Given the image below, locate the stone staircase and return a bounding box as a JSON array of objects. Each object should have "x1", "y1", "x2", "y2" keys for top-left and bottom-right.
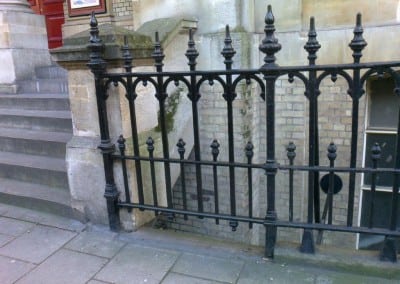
[{"x1": 0, "y1": 65, "x2": 83, "y2": 221}]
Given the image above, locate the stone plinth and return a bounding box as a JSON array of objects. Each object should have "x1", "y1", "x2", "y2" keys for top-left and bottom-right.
[
  {"x1": 52, "y1": 24, "x2": 155, "y2": 228},
  {"x1": 0, "y1": 0, "x2": 51, "y2": 93}
]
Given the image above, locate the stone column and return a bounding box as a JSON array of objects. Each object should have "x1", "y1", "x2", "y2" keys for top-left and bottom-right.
[{"x1": 0, "y1": 0, "x2": 51, "y2": 93}]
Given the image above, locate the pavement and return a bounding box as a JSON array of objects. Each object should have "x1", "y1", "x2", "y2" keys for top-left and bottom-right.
[{"x1": 0, "y1": 203, "x2": 399, "y2": 284}]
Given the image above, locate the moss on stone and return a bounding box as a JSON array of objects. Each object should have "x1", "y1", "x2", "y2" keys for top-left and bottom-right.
[{"x1": 154, "y1": 88, "x2": 182, "y2": 133}]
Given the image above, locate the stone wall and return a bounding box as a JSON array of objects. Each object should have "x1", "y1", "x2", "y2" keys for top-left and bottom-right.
[{"x1": 112, "y1": 0, "x2": 134, "y2": 30}]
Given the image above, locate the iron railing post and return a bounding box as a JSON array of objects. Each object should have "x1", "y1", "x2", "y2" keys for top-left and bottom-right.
[
  {"x1": 152, "y1": 32, "x2": 173, "y2": 216},
  {"x1": 259, "y1": 5, "x2": 281, "y2": 258},
  {"x1": 300, "y1": 16, "x2": 321, "y2": 254},
  {"x1": 185, "y1": 29, "x2": 204, "y2": 215},
  {"x1": 347, "y1": 13, "x2": 367, "y2": 227},
  {"x1": 87, "y1": 12, "x2": 120, "y2": 231},
  {"x1": 122, "y1": 36, "x2": 145, "y2": 208},
  {"x1": 221, "y1": 25, "x2": 239, "y2": 231}
]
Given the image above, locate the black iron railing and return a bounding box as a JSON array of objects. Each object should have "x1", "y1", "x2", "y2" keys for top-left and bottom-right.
[{"x1": 87, "y1": 6, "x2": 400, "y2": 262}]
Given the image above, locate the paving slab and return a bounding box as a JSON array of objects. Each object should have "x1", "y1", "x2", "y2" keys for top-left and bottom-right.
[
  {"x1": 0, "y1": 225, "x2": 76, "y2": 263},
  {"x1": 0, "y1": 204, "x2": 85, "y2": 232},
  {"x1": 237, "y1": 260, "x2": 315, "y2": 284},
  {"x1": 162, "y1": 272, "x2": 225, "y2": 284},
  {"x1": 65, "y1": 230, "x2": 126, "y2": 259},
  {"x1": 16, "y1": 249, "x2": 108, "y2": 284},
  {"x1": 0, "y1": 233, "x2": 14, "y2": 247},
  {"x1": 172, "y1": 252, "x2": 244, "y2": 283},
  {"x1": 0, "y1": 255, "x2": 35, "y2": 284},
  {"x1": 95, "y1": 244, "x2": 179, "y2": 284},
  {"x1": 0, "y1": 217, "x2": 34, "y2": 236}
]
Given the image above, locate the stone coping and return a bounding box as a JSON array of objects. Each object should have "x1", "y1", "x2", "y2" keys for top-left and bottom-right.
[{"x1": 51, "y1": 17, "x2": 198, "y2": 69}]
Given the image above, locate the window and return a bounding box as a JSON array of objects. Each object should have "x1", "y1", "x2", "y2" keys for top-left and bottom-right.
[{"x1": 359, "y1": 76, "x2": 400, "y2": 249}]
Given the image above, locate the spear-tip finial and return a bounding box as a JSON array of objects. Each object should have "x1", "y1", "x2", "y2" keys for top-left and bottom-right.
[
  {"x1": 152, "y1": 31, "x2": 165, "y2": 71},
  {"x1": 259, "y1": 5, "x2": 281, "y2": 67},
  {"x1": 221, "y1": 25, "x2": 236, "y2": 68},
  {"x1": 349, "y1": 12, "x2": 367, "y2": 62},
  {"x1": 356, "y1": 13, "x2": 362, "y2": 26},
  {"x1": 304, "y1": 16, "x2": 321, "y2": 64},
  {"x1": 185, "y1": 28, "x2": 199, "y2": 70},
  {"x1": 310, "y1": 16, "x2": 315, "y2": 31},
  {"x1": 90, "y1": 11, "x2": 97, "y2": 28},
  {"x1": 265, "y1": 5, "x2": 274, "y2": 25}
]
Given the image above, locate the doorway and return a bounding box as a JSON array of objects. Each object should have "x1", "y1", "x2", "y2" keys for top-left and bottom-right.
[{"x1": 28, "y1": 0, "x2": 65, "y2": 49}]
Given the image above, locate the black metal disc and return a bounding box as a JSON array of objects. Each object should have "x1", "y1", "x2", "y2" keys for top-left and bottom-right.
[{"x1": 320, "y1": 174, "x2": 343, "y2": 194}]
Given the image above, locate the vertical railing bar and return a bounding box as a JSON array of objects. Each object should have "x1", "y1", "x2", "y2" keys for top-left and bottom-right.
[
  {"x1": 146, "y1": 137, "x2": 158, "y2": 216},
  {"x1": 128, "y1": 93, "x2": 145, "y2": 207},
  {"x1": 287, "y1": 142, "x2": 296, "y2": 222},
  {"x1": 221, "y1": 25, "x2": 238, "y2": 231},
  {"x1": 152, "y1": 32, "x2": 173, "y2": 214},
  {"x1": 246, "y1": 142, "x2": 254, "y2": 229},
  {"x1": 327, "y1": 142, "x2": 337, "y2": 225},
  {"x1": 211, "y1": 140, "x2": 220, "y2": 224},
  {"x1": 389, "y1": 89, "x2": 400, "y2": 232},
  {"x1": 177, "y1": 139, "x2": 188, "y2": 220},
  {"x1": 316, "y1": 142, "x2": 338, "y2": 245},
  {"x1": 347, "y1": 13, "x2": 367, "y2": 227},
  {"x1": 118, "y1": 135, "x2": 132, "y2": 212},
  {"x1": 368, "y1": 143, "x2": 380, "y2": 228},
  {"x1": 185, "y1": 29, "x2": 203, "y2": 215},
  {"x1": 314, "y1": 110, "x2": 321, "y2": 224},
  {"x1": 259, "y1": 5, "x2": 281, "y2": 258},
  {"x1": 122, "y1": 36, "x2": 145, "y2": 208},
  {"x1": 347, "y1": 99, "x2": 359, "y2": 226},
  {"x1": 87, "y1": 12, "x2": 120, "y2": 231},
  {"x1": 327, "y1": 170, "x2": 334, "y2": 225},
  {"x1": 301, "y1": 16, "x2": 321, "y2": 254}
]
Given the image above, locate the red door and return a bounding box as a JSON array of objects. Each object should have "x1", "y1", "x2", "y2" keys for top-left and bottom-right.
[{"x1": 28, "y1": 0, "x2": 65, "y2": 49}]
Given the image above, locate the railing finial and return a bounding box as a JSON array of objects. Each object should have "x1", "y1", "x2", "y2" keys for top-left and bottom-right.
[
  {"x1": 349, "y1": 13, "x2": 367, "y2": 63},
  {"x1": 327, "y1": 142, "x2": 337, "y2": 161},
  {"x1": 185, "y1": 29, "x2": 199, "y2": 71},
  {"x1": 259, "y1": 5, "x2": 281, "y2": 67},
  {"x1": 152, "y1": 31, "x2": 165, "y2": 72},
  {"x1": 87, "y1": 11, "x2": 106, "y2": 75},
  {"x1": 304, "y1": 17, "x2": 321, "y2": 65},
  {"x1": 221, "y1": 25, "x2": 236, "y2": 69},
  {"x1": 122, "y1": 35, "x2": 133, "y2": 72},
  {"x1": 177, "y1": 138, "x2": 186, "y2": 159},
  {"x1": 265, "y1": 4, "x2": 274, "y2": 25}
]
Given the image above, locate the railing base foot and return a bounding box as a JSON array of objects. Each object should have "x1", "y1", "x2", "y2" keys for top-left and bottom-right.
[
  {"x1": 380, "y1": 236, "x2": 397, "y2": 262},
  {"x1": 108, "y1": 212, "x2": 121, "y2": 232},
  {"x1": 264, "y1": 225, "x2": 277, "y2": 259},
  {"x1": 300, "y1": 229, "x2": 315, "y2": 254}
]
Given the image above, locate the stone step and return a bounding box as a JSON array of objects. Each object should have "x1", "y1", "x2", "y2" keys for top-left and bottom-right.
[
  {"x1": 0, "y1": 94, "x2": 70, "y2": 111},
  {"x1": 17, "y1": 79, "x2": 68, "y2": 94},
  {"x1": 0, "y1": 177, "x2": 85, "y2": 221},
  {"x1": 0, "y1": 151, "x2": 68, "y2": 189},
  {"x1": 0, "y1": 109, "x2": 72, "y2": 133},
  {"x1": 35, "y1": 65, "x2": 68, "y2": 80},
  {"x1": 0, "y1": 127, "x2": 71, "y2": 158}
]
